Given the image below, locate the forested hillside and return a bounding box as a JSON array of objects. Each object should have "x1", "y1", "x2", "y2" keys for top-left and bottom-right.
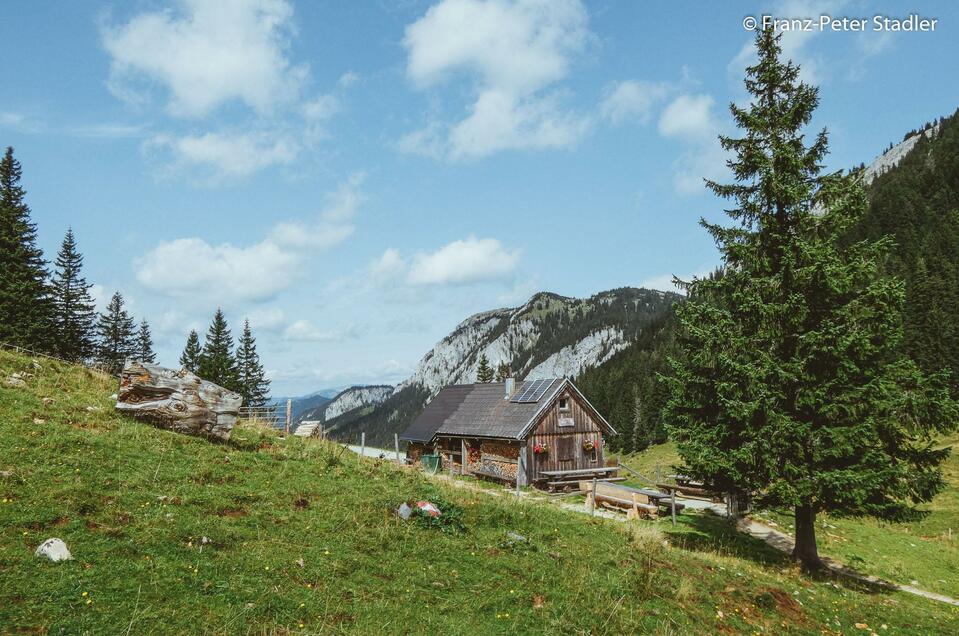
[{"x1": 849, "y1": 107, "x2": 959, "y2": 382}]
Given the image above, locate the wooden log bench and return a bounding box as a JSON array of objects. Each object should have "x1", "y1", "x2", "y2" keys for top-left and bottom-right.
[{"x1": 470, "y1": 468, "x2": 513, "y2": 483}]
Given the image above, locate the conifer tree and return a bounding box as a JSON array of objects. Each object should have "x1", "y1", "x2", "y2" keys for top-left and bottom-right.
[
  {"x1": 50, "y1": 228, "x2": 96, "y2": 362},
  {"x1": 0, "y1": 147, "x2": 54, "y2": 352},
  {"x1": 198, "y1": 308, "x2": 239, "y2": 391},
  {"x1": 236, "y1": 319, "x2": 270, "y2": 407},
  {"x1": 179, "y1": 330, "x2": 201, "y2": 373},
  {"x1": 663, "y1": 29, "x2": 957, "y2": 568},
  {"x1": 476, "y1": 354, "x2": 494, "y2": 383},
  {"x1": 136, "y1": 319, "x2": 156, "y2": 363},
  {"x1": 494, "y1": 361, "x2": 511, "y2": 383},
  {"x1": 95, "y1": 291, "x2": 136, "y2": 374}
]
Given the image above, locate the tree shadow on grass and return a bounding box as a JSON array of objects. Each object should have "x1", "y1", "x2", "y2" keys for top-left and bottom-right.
[
  {"x1": 665, "y1": 512, "x2": 905, "y2": 597},
  {"x1": 664, "y1": 512, "x2": 791, "y2": 567}
]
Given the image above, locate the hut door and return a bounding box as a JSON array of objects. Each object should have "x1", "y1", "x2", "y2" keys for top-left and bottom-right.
[{"x1": 557, "y1": 437, "x2": 574, "y2": 463}]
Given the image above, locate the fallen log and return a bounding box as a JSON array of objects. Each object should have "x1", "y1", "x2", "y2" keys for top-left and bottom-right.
[{"x1": 115, "y1": 361, "x2": 242, "y2": 442}]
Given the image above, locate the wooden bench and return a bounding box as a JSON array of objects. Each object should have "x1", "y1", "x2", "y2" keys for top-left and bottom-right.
[
  {"x1": 538, "y1": 467, "x2": 620, "y2": 492},
  {"x1": 580, "y1": 480, "x2": 686, "y2": 519}
]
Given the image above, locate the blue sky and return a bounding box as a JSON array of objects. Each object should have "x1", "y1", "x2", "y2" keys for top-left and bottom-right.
[{"x1": 2, "y1": 0, "x2": 957, "y2": 395}]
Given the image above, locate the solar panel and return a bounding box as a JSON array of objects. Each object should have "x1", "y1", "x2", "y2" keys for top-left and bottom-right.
[{"x1": 510, "y1": 378, "x2": 552, "y2": 403}]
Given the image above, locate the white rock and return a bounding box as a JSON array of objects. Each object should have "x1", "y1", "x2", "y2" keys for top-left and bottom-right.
[
  {"x1": 323, "y1": 386, "x2": 393, "y2": 420},
  {"x1": 35, "y1": 538, "x2": 72, "y2": 562},
  {"x1": 3, "y1": 376, "x2": 27, "y2": 388}
]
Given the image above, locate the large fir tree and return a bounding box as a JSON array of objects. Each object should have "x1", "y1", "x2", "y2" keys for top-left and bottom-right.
[
  {"x1": 476, "y1": 354, "x2": 494, "y2": 383},
  {"x1": 50, "y1": 228, "x2": 97, "y2": 362},
  {"x1": 180, "y1": 330, "x2": 202, "y2": 373},
  {"x1": 95, "y1": 291, "x2": 137, "y2": 374},
  {"x1": 198, "y1": 308, "x2": 239, "y2": 391},
  {"x1": 236, "y1": 319, "x2": 270, "y2": 407},
  {"x1": 663, "y1": 30, "x2": 957, "y2": 568},
  {"x1": 494, "y1": 361, "x2": 511, "y2": 383},
  {"x1": 136, "y1": 319, "x2": 156, "y2": 363},
  {"x1": 0, "y1": 147, "x2": 54, "y2": 352}
]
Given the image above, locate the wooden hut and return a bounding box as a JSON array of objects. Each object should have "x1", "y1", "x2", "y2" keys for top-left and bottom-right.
[{"x1": 400, "y1": 378, "x2": 617, "y2": 489}]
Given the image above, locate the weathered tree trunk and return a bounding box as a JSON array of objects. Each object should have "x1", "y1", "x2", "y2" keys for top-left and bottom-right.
[
  {"x1": 115, "y1": 361, "x2": 242, "y2": 442},
  {"x1": 792, "y1": 503, "x2": 821, "y2": 569}
]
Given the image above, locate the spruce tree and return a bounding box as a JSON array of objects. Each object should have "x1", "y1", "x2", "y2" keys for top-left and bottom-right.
[
  {"x1": 494, "y1": 361, "x2": 511, "y2": 382},
  {"x1": 50, "y1": 228, "x2": 96, "y2": 362},
  {"x1": 236, "y1": 319, "x2": 270, "y2": 407},
  {"x1": 95, "y1": 291, "x2": 136, "y2": 374},
  {"x1": 136, "y1": 319, "x2": 156, "y2": 363},
  {"x1": 180, "y1": 330, "x2": 202, "y2": 373},
  {"x1": 663, "y1": 29, "x2": 957, "y2": 568},
  {"x1": 476, "y1": 354, "x2": 494, "y2": 383},
  {"x1": 198, "y1": 308, "x2": 239, "y2": 390},
  {"x1": 0, "y1": 147, "x2": 54, "y2": 352}
]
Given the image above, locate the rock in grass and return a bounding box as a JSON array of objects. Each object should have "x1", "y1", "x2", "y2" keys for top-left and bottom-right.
[
  {"x1": 35, "y1": 538, "x2": 72, "y2": 562},
  {"x1": 3, "y1": 375, "x2": 26, "y2": 388},
  {"x1": 115, "y1": 361, "x2": 241, "y2": 442}
]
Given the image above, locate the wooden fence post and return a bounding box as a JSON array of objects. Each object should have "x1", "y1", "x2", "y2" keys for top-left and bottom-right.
[
  {"x1": 461, "y1": 439, "x2": 467, "y2": 475},
  {"x1": 285, "y1": 399, "x2": 292, "y2": 434},
  {"x1": 394, "y1": 433, "x2": 401, "y2": 465},
  {"x1": 360, "y1": 432, "x2": 365, "y2": 458},
  {"x1": 590, "y1": 475, "x2": 598, "y2": 515}
]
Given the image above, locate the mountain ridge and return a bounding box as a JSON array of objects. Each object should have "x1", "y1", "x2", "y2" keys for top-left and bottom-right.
[{"x1": 325, "y1": 286, "x2": 679, "y2": 445}]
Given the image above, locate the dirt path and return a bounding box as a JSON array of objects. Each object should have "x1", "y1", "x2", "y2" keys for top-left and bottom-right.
[
  {"x1": 423, "y1": 470, "x2": 959, "y2": 607},
  {"x1": 734, "y1": 517, "x2": 959, "y2": 607}
]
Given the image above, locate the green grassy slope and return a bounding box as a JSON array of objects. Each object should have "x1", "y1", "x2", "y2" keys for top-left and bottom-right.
[
  {"x1": 2, "y1": 349, "x2": 958, "y2": 634},
  {"x1": 621, "y1": 439, "x2": 959, "y2": 599}
]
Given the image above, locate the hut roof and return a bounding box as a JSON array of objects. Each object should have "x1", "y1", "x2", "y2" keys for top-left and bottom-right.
[{"x1": 400, "y1": 379, "x2": 613, "y2": 442}]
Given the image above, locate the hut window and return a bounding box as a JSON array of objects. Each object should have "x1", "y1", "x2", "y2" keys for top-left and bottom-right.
[{"x1": 558, "y1": 398, "x2": 570, "y2": 412}]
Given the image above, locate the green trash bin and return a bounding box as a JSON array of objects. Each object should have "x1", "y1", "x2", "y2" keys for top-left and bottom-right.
[{"x1": 421, "y1": 454, "x2": 441, "y2": 474}]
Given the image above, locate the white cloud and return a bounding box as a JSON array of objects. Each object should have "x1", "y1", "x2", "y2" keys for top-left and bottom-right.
[
  {"x1": 145, "y1": 131, "x2": 298, "y2": 180},
  {"x1": 102, "y1": 0, "x2": 306, "y2": 118},
  {"x1": 301, "y1": 94, "x2": 339, "y2": 121},
  {"x1": 0, "y1": 111, "x2": 43, "y2": 134},
  {"x1": 641, "y1": 267, "x2": 714, "y2": 295},
  {"x1": 658, "y1": 94, "x2": 716, "y2": 140},
  {"x1": 408, "y1": 237, "x2": 520, "y2": 286},
  {"x1": 671, "y1": 143, "x2": 728, "y2": 195},
  {"x1": 244, "y1": 307, "x2": 287, "y2": 332},
  {"x1": 364, "y1": 237, "x2": 521, "y2": 289},
  {"x1": 135, "y1": 174, "x2": 364, "y2": 305},
  {"x1": 600, "y1": 80, "x2": 671, "y2": 125},
  {"x1": 654, "y1": 93, "x2": 727, "y2": 195},
  {"x1": 367, "y1": 248, "x2": 407, "y2": 286},
  {"x1": 135, "y1": 237, "x2": 301, "y2": 304},
  {"x1": 68, "y1": 123, "x2": 147, "y2": 139},
  {"x1": 729, "y1": 0, "x2": 850, "y2": 86},
  {"x1": 401, "y1": 0, "x2": 591, "y2": 159},
  {"x1": 283, "y1": 320, "x2": 359, "y2": 342},
  {"x1": 337, "y1": 71, "x2": 360, "y2": 88}
]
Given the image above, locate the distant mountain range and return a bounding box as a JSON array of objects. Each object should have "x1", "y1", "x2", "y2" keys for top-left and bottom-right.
[
  {"x1": 323, "y1": 287, "x2": 679, "y2": 445},
  {"x1": 295, "y1": 385, "x2": 394, "y2": 425},
  {"x1": 269, "y1": 390, "x2": 339, "y2": 423}
]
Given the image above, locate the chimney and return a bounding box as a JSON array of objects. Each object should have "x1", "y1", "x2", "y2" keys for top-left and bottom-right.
[{"x1": 504, "y1": 377, "x2": 515, "y2": 400}]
